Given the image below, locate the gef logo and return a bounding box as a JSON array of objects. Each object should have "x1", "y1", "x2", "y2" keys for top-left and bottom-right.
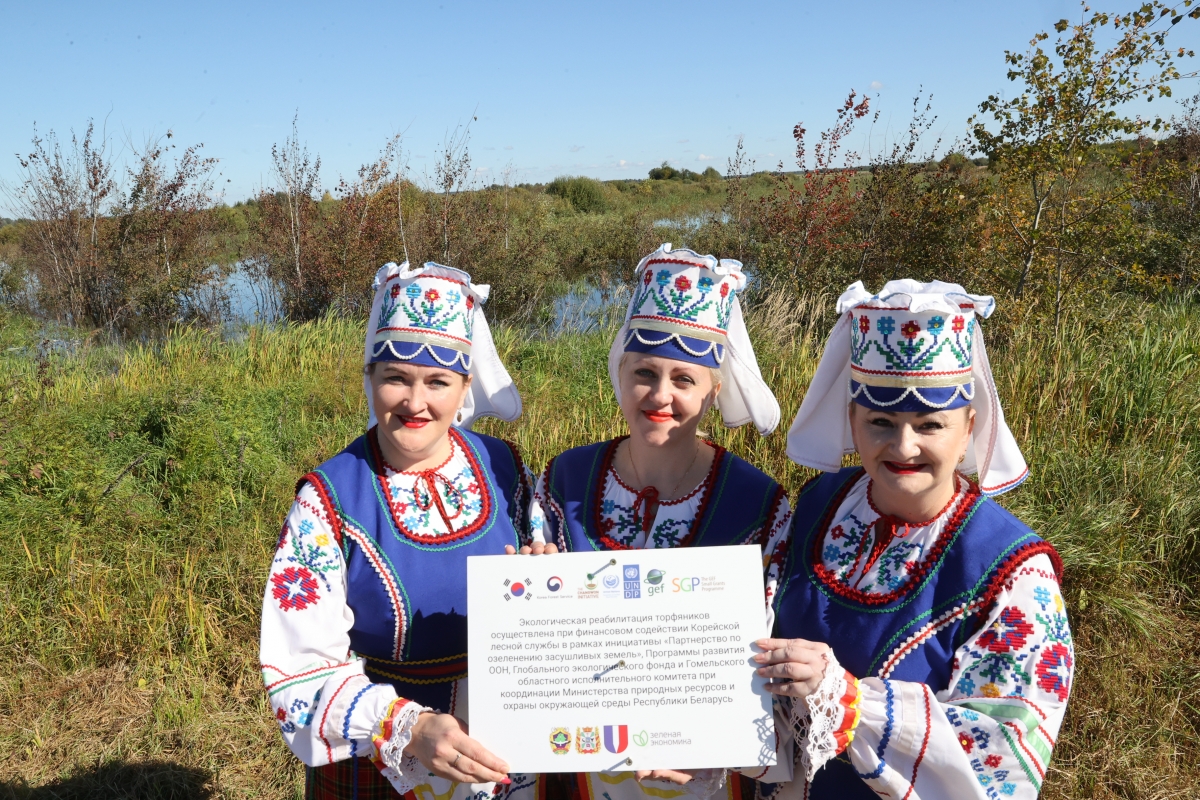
[{"x1": 623, "y1": 565, "x2": 641, "y2": 599}]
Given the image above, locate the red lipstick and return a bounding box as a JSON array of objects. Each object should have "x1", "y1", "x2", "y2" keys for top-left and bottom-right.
[
  {"x1": 400, "y1": 416, "x2": 431, "y2": 429},
  {"x1": 883, "y1": 461, "x2": 924, "y2": 474},
  {"x1": 643, "y1": 410, "x2": 674, "y2": 423}
]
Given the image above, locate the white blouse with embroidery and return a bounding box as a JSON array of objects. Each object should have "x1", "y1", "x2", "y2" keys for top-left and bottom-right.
[
  {"x1": 528, "y1": 443, "x2": 794, "y2": 799},
  {"x1": 777, "y1": 474, "x2": 1074, "y2": 800},
  {"x1": 259, "y1": 435, "x2": 538, "y2": 798}
]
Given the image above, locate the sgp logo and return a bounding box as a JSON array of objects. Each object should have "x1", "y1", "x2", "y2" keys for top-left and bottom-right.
[{"x1": 671, "y1": 577, "x2": 702, "y2": 593}]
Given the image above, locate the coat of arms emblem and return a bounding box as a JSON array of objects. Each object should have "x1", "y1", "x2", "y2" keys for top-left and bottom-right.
[
  {"x1": 549, "y1": 727, "x2": 571, "y2": 754},
  {"x1": 576, "y1": 726, "x2": 601, "y2": 754}
]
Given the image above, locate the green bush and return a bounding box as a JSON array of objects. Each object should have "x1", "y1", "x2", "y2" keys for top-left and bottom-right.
[{"x1": 545, "y1": 175, "x2": 609, "y2": 213}]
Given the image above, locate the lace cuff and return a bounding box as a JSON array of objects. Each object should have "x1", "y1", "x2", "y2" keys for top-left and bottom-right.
[
  {"x1": 789, "y1": 651, "x2": 861, "y2": 782},
  {"x1": 685, "y1": 768, "x2": 727, "y2": 798},
  {"x1": 372, "y1": 699, "x2": 430, "y2": 794}
]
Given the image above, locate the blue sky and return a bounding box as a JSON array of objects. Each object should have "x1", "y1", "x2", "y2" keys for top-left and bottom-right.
[{"x1": 4, "y1": 0, "x2": 1200, "y2": 211}]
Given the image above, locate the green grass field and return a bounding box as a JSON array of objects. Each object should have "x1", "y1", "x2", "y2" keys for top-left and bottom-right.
[{"x1": 1, "y1": 291, "x2": 1197, "y2": 798}]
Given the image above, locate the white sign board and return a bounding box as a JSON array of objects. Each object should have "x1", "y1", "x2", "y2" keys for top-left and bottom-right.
[{"x1": 467, "y1": 545, "x2": 776, "y2": 773}]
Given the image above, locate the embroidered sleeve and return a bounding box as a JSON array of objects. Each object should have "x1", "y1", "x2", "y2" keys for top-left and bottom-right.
[
  {"x1": 835, "y1": 552, "x2": 1072, "y2": 799},
  {"x1": 522, "y1": 462, "x2": 546, "y2": 546},
  {"x1": 260, "y1": 483, "x2": 429, "y2": 774},
  {"x1": 529, "y1": 464, "x2": 564, "y2": 550}
]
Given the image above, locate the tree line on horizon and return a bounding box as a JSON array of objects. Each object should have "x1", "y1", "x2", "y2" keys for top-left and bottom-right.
[{"x1": 3, "y1": 2, "x2": 1200, "y2": 335}]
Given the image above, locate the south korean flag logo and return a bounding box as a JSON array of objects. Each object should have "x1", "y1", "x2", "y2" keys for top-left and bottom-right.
[{"x1": 504, "y1": 577, "x2": 534, "y2": 601}]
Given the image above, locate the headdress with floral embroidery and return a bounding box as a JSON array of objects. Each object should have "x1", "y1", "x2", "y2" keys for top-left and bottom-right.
[
  {"x1": 786, "y1": 279, "x2": 1028, "y2": 495},
  {"x1": 363, "y1": 262, "x2": 520, "y2": 430},
  {"x1": 607, "y1": 244, "x2": 781, "y2": 435}
]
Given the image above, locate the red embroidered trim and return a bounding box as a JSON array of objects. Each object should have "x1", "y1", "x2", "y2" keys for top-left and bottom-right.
[
  {"x1": 900, "y1": 685, "x2": 934, "y2": 800},
  {"x1": 300, "y1": 472, "x2": 344, "y2": 547},
  {"x1": 629, "y1": 314, "x2": 728, "y2": 336},
  {"x1": 1005, "y1": 720, "x2": 1046, "y2": 777},
  {"x1": 981, "y1": 466, "x2": 1030, "y2": 494},
  {"x1": 809, "y1": 470, "x2": 984, "y2": 606},
  {"x1": 369, "y1": 427, "x2": 494, "y2": 544},
  {"x1": 851, "y1": 365, "x2": 973, "y2": 377},
  {"x1": 590, "y1": 437, "x2": 726, "y2": 551},
  {"x1": 752, "y1": 485, "x2": 789, "y2": 548},
  {"x1": 374, "y1": 326, "x2": 472, "y2": 346},
  {"x1": 977, "y1": 540, "x2": 1064, "y2": 617},
  {"x1": 263, "y1": 663, "x2": 340, "y2": 692},
  {"x1": 382, "y1": 272, "x2": 467, "y2": 288},
  {"x1": 503, "y1": 438, "x2": 531, "y2": 540},
  {"x1": 318, "y1": 674, "x2": 359, "y2": 762}
]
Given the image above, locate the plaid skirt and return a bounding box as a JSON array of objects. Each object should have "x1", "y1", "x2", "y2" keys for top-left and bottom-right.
[
  {"x1": 306, "y1": 758, "x2": 407, "y2": 800},
  {"x1": 305, "y1": 763, "x2": 750, "y2": 799}
]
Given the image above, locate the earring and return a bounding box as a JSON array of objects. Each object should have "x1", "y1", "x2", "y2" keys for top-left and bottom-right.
[
  {"x1": 959, "y1": 453, "x2": 966, "y2": 464},
  {"x1": 456, "y1": 408, "x2": 465, "y2": 424}
]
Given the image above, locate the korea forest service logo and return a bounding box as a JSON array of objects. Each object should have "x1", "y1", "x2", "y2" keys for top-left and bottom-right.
[{"x1": 576, "y1": 726, "x2": 601, "y2": 754}]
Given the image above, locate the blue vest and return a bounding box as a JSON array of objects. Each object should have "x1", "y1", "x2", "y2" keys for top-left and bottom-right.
[
  {"x1": 301, "y1": 427, "x2": 527, "y2": 711},
  {"x1": 542, "y1": 437, "x2": 787, "y2": 552},
  {"x1": 770, "y1": 467, "x2": 1060, "y2": 799}
]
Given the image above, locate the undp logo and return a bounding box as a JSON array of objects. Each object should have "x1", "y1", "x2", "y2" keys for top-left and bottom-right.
[
  {"x1": 623, "y1": 564, "x2": 641, "y2": 599},
  {"x1": 547, "y1": 576, "x2": 563, "y2": 592}
]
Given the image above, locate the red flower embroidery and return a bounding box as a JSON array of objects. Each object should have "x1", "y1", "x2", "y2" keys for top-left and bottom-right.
[
  {"x1": 674, "y1": 275, "x2": 692, "y2": 292},
  {"x1": 978, "y1": 606, "x2": 1035, "y2": 653},
  {"x1": 900, "y1": 320, "x2": 921, "y2": 340},
  {"x1": 859, "y1": 315, "x2": 870, "y2": 334},
  {"x1": 720, "y1": 283, "x2": 730, "y2": 298},
  {"x1": 1035, "y1": 642, "x2": 1073, "y2": 702},
  {"x1": 271, "y1": 566, "x2": 320, "y2": 611},
  {"x1": 952, "y1": 315, "x2": 965, "y2": 333},
  {"x1": 390, "y1": 284, "x2": 401, "y2": 299},
  {"x1": 643, "y1": 270, "x2": 653, "y2": 285},
  {"x1": 957, "y1": 732, "x2": 973, "y2": 753},
  {"x1": 276, "y1": 707, "x2": 287, "y2": 721},
  {"x1": 830, "y1": 524, "x2": 846, "y2": 540},
  {"x1": 984, "y1": 754, "x2": 1002, "y2": 769},
  {"x1": 466, "y1": 295, "x2": 475, "y2": 310},
  {"x1": 425, "y1": 288, "x2": 440, "y2": 303}
]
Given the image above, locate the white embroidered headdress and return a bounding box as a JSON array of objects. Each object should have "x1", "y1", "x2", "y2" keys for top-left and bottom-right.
[
  {"x1": 786, "y1": 279, "x2": 1028, "y2": 495},
  {"x1": 607, "y1": 244, "x2": 781, "y2": 435},
  {"x1": 363, "y1": 261, "x2": 521, "y2": 430}
]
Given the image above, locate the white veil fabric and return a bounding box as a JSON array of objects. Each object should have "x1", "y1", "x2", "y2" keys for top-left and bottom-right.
[
  {"x1": 785, "y1": 279, "x2": 1029, "y2": 496},
  {"x1": 363, "y1": 261, "x2": 522, "y2": 430},
  {"x1": 606, "y1": 244, "x2": 781, "y2": 435}
]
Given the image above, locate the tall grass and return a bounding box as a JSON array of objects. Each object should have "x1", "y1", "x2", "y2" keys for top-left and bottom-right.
[{"x1": 0, "y1": 291, "x2": 1197, "y2": 798}]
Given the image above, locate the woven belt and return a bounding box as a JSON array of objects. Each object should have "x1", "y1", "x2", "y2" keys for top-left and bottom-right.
[{"x1": 363, "y1": 653, "x2": 468, "y2": 685}]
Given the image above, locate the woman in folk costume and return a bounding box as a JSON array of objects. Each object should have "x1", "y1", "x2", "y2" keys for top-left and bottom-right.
[
  {"x1": 260, "y1": 261, "x2": 547, "y2": 800},
  {"x1": 530, "y1": 244, "x2": 792, "y2": 800},
  {"x1": 754, "y1": 280, "x2": 1072, "y2": 799}
]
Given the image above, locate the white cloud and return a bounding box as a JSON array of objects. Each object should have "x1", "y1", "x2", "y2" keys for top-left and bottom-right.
[
  {"x1": 570, "y1": 145, "x2": 584, "y2": 152},
  {"x1": 870, "y1": 81, "x2": 883, "y2": 90},
  {"x1": 677, "y1": 139, "x2": 689, "y2": 143},
  {"x1": 618, "y1": 159, "x2": 630, "y2": 168},
  {"x1": 697, "y1": 154, "x2": 714, "y2": 161},
  {"x1": 504, "y1": 145, "x2": 514, "y2": 150}
]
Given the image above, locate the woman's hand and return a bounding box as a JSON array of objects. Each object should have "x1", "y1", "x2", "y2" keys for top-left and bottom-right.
[
  {"x1": 634, "y1": 769, "x2": 694, "y2": 785},
  {"x1": 753, "y1": 638, "x2": 831, "y2": 698},
  {"x1": 403, "y1": 711, "x2": 511, "y2": 785},
  {"x1": 503, "y1": 542, "x2": 559, "y2": 555}
]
